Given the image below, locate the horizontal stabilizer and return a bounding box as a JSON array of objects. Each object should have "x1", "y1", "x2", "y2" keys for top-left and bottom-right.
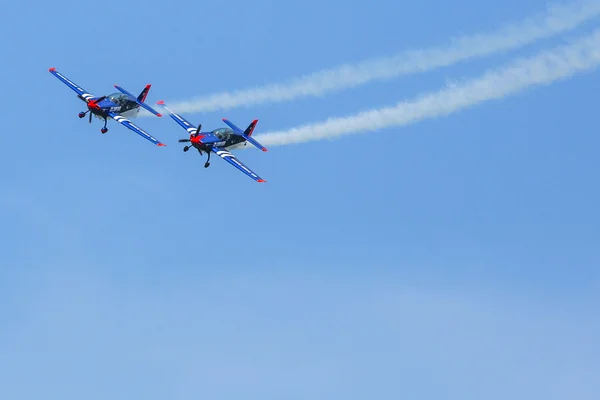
[
  {"x1": 114, "y1": 85, "x2": 162, "y2": 117},
  {"x1": 243, "y1": 134, "x2": 267, "y2": 152},
  {"x1": 222, "y1": 118, "x2": 266, "y2": 151},
  {"x1": 222, "y1": 118, "x2": 244, "y2": 134}
]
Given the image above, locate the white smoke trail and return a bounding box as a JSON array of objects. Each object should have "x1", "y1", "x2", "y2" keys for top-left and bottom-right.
[
  {"x1": 164, "y1": 0, "x2": 600, "y2": 114},
  {"x1": 253, "y1": 28, "x2": 600, "y2": 146}
]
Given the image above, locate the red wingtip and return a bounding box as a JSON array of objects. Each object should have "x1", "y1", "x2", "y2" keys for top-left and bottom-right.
[
  {"x1": 49, "y1": 67, "x2": 56, "y2": 72},
  {"x1": 157, "y1": 100, "x2": 165, "y2": 105},
  {"x1": 156, "y1": 113, "x2": 162, "y2": 117},
  {"x1": 158, "y1": 143, "x2": 166, "y2": 146},
  {"x1": 262, "y1": 148, "x2": 267, "y2": 152},
  {"x1": 257, "y1": 179, "x2": 266, "y2": 182},
  {"x1": 114, "y1": 84, "x2": 118, "y2": 88}
]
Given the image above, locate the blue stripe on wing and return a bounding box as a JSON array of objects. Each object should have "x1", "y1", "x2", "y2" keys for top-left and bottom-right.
[
  {"x1": 48, "y1": 67, "x2": 95, "y2": 102},
  {"x1": 211, "y1": 147, "x2": 265, "y2": 182},
  {"x1": 108, "y1": 112, "x2": 166, "y2": 146}
]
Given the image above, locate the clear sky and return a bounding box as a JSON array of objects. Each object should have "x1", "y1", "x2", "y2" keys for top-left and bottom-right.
[{"x1": 1, "y1": 0, "x2": 599, "y2": 399}]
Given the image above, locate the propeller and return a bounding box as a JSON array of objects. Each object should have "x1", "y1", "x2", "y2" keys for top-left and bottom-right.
[
  {"x1": 86, "y1": 95, "x2": 109, "y2": 123},
  {"x1": 196, "y1": 123, "x2": 202, "y2": 135},
  {"x1": 178, "y1": 138, "x2": 190, "y2": 142}
]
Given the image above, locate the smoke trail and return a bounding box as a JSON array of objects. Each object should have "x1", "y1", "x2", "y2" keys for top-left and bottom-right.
[
  {"x1": 165, "y1": 0, "x2": 600, "y2": 113},
  {"x1": 253, "y1": 29, "x2": 600, "y2": 146}
]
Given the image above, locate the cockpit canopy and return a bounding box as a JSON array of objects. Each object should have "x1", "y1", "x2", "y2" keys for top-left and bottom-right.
[
  {"x1": 107, "y1": 92, "x2": 133, "y2": 106},
  {"x1": 211, "y1": 127, "x2": 233, "y2": 139}
]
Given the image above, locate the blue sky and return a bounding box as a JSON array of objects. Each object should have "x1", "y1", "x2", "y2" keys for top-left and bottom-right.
[{"x1": 1, "y1": 0, "x2": 599, "y2": 399}]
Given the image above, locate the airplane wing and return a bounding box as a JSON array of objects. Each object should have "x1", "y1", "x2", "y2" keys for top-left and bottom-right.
[
  {"x1": 48, "y1": 67, "x2": 96, "y2": 102},
  {"x1": 107, "y1": 111, "x2": 166, "y2": 146},
  {"x1": 114, "y1": 85, "x2": 162, "y2": 117},
  {"x1": 156, "y1": 100, "x2": 200, "y2": 135},
  {"x1": 212, "y1": 147, "x2": 265, "y2": 182}
]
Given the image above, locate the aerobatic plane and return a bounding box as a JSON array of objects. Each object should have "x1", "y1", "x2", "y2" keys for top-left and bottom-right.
[
  {"x1": 157, "y1": 100, "x2": 267, "y2": 182},
  {"x1": 48, "y1": 67, "x2": 166, "y2": 146}
]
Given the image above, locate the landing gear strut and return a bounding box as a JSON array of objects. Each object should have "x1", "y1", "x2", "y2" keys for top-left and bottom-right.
[
  {"x1": 78, "y1": 111, "x2": 88, "y2": 118},
  {"x1": 101, "y1": 118, "x2": 108, "y2": 134},
  {"x1": 204, "y1": 150, "x2": 211, "y2": 168}
]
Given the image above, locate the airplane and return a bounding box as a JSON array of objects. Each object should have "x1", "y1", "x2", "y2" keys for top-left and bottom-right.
[
  {"x1": 48, "y1": 67, "x2": 166, "y2": 146},
  {"x1": 157, "y1": 100, "x2": 267, "y2": 183}
]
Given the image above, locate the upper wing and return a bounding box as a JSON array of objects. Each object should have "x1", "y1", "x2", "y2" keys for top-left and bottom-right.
[
  {"x1": 156, "y1": 100, "x2": 199, "y2": 135},
  {"x1": 108, "y1": 112, "x2": 166, "y2": 146},
  {"x1": 114, "y1": 85, "x2": 162, "y2": 117},
  {"x1": 222, "y1": 118, "x2": 244, "y2": 134},
  {"x1": 212, "y1": 147, "x2": 265, "y2": 182},
  {"x1": 48, "y1": 67, "x2": 95, "y2": 102}
]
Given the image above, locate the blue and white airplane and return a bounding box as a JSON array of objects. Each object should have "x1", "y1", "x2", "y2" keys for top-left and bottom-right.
[
  {"x1": 49, "y1": 67, "x2": 166, "y2": 146},
  {"x1": 157, "y1": 100, "x2": 267, "y2": 183}
]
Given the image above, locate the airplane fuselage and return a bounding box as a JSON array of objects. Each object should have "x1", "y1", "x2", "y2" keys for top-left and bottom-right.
[
  {"x1": 88, "y1": 97, "x2": 138, "y2": 118},
  {"x1": 190, "y1": 131, "x2": 247, "y2": 153}
]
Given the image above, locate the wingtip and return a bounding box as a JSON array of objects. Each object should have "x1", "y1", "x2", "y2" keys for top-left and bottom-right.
[
  {"x1": 157, "y1": 100, "x2": 165, "y2": 105},
  {"x1": 48, "y1": 67, "x2": 56, "y2": 72},
  {"x1": 257, "y1": 179, "x2": 266, "y2": 183},
  {"x1": 262, "y1": 148, "x2": 267, "y2": 152},
  {"x1": 156, "y1": 113, "x2": 163, "y2": 117},
  {"x1": 157, "y1": 143, "x2": 167, "y2": 146}
]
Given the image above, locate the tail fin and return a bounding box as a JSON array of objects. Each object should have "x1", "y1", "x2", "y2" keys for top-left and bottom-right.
[
  {"x1": 137, "y1": 84, "x2": 151, "y2": 102},
  {"x1": 244, "y1": 119, "x2": 258, "y2": 136},
  {"x1": 243, "y1": 120, "x2": 266, "y2": 152}
]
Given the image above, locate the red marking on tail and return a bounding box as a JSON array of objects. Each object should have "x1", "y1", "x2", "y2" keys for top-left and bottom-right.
[
  {"x1": 138, "y1": 84, "x2": 151, "y2": 103},
  {"x1": 244, "y1": 119, "x2": 258, "y2": 136}
]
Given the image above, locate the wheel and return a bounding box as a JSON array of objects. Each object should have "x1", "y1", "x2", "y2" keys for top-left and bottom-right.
[
  {"x1": 78, "y1": 112, "x2": 86, "y2": 118},
  {"x1": 101, "y1": 127, "x2": 108, "y2": 134},
  {"x1": 183, "y1": 146, "x2": 189, "y2": 152},
  {"x1": 204, "y1": 162, "x2": 210, "y2": 168}
]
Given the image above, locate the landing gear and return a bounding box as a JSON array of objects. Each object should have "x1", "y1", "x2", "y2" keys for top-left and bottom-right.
[
  {"x1": 183, "y1": 146, "x2": 189, "y2": 152},
  {"x1": 204, "y1": 150, "x2": 211, "y2": 168},
  {"x1": 100, "y1": 118, "x2": 108, "y2": 134},
  {"x1": 78, "y1": 111, "x2": 88, "y2": 118},
  {"x1": 204, "y1": 162, "x2": 210, "y2": 168}
]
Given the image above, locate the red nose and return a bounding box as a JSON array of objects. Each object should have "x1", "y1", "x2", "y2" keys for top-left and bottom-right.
[
  {"x1": 190, "y1": 134, "x2": 205, "y2": 144},
  {"x1": 88, "y1": 100, "x2": 101, "y2": 111}
]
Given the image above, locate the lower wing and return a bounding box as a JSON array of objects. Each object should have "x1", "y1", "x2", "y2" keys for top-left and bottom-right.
[
  {"x1": 108, "y1": 112, "x2": 166, "y2": 146},
  {"x1": 212, "y1": 147, "x2": 265, "y2": 182}
]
